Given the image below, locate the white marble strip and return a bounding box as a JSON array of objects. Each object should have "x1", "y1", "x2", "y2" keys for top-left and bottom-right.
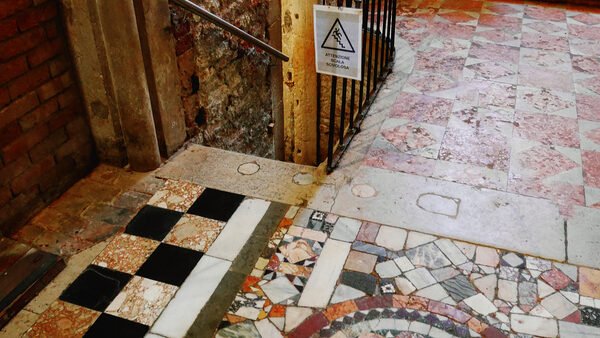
[
  {"x1": 298, "y1": 239, "x2": 351, "y2": 308},
  {"x1": 207, "y1": 198, "x2": 271, "y2": 261},
  {"x1": 150, "y1": 255, "x2": 231, "y2": 338}
]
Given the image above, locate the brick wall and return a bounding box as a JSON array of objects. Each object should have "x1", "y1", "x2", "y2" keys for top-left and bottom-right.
[{"x1": 0, "y1": 0, "x2": 96, "y2": 234}]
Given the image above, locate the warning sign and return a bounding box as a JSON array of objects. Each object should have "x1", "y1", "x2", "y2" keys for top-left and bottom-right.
[{"x1": 314, "y1": 5, "x2": 363, "y2": 81}]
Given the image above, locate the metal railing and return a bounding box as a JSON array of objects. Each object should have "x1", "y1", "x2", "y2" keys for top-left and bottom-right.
[
  {"x1": 318, "y1": 0, "x2": 396, "y2": 172},
  {"x1": 170, "y1": 0, "x2": 289, "y2": 62}
]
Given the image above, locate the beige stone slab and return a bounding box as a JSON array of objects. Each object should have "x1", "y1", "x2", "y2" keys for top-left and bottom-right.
[{"x1": 567, "y1": 206, "x2": 600, "y2": 269}]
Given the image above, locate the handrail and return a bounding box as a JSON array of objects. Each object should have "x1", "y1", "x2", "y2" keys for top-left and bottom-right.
[{"x1": 170, "y1": 0, "x2": 289, "y2": 62}]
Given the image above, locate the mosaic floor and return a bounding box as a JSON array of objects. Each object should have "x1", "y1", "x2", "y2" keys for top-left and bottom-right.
[
  {"x1": 216, "y1": 208, "x2": 600, "y2": 338},
  {"x1": 362, "y1": 0, "x2": 600, "y2": 218}
]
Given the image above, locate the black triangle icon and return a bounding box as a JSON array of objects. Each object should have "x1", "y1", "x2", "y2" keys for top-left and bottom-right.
[{"x1": 321, "y1": 18, "x2": 355, "y2": 53}]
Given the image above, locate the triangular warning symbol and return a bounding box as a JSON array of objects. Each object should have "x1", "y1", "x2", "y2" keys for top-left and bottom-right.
[{"x1": 321, "y1": 18, "x2": 355, "y2": 53}]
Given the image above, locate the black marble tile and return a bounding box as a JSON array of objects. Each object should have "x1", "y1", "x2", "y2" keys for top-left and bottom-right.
[
  {"x1": 582, "y1": 306, "x2": 600, "y2": 328},
  {"x1": 187, "y1": 188, "x2": 245, "y2": 222},
  {"x1": 135, "y1": 243, "x2": 203, "y2": 286},
  {"x1": 84, "y1": 313, "x2": 148, "y2": 338},
  {"x1": 59, "y1": 265, "x2": 131, "y2": 311},
  {"x1": 340, "y1": 271, "x2": 378, "y2": 295},
  {"x1": 125, "y1": 205, "x2": 183, "y2": 241}
]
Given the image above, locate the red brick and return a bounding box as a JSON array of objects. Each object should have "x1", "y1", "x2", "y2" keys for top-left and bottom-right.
[
  {"x1": 57, "y1": 85, "x2": 78, "y2": 108},
  {"x1": 19, "y1": 97, "x2": 58, "y2": 130},
  {"x1": 43, "y1": 18, "x2": 57, "y2": 38},
  {"x1": 8, "y1": 64, "x2": 49, "y2": 99},
  {"x1": 0, "y1": 0, "x2": 32, "y2": 21},
  {"x1": 0, "y1": 18, "x2": 18, "y2": 41},
  {"x1": 55, "y1": 134, "x2": 90, "y2": 161},
  {"x1": 36, "y1": 77, "x2": 63, "y2": 102},
  {"x1": 1, "y1": 123, "x2": 49, "y2": 162},
  {"x1": 0, "y1": 91, "x2": 38, "y2": 129},
  {"x1": 0, "y1": 120, "x2": 22, "y2": 148},
  {"x1": 0, "y1": 87, "x2": 9, "y2": 108},
  {"x1": 65, "y1": 115, "x2": 89, "y2": 137},
  {"x1": 0, "y1": 26, "x2": 45, "y2": 62},
  {"x1": 29, "y1": 127, "x2": 66, "y2": 162},
  {"x1": 16, "y1": 1, "x2": 57, "y2": 31},
  {"x1": 0, "y1": 56, "x2": 28, "y2": 85},
  {"x1": 27, "y1": 37, "x2": 63, "y2": 67},
  {"x1": 0, "y1": 186, "x2": 11, "y2": 207},
  {"x1": 0, "y1": 155, "x2": 30, "y2": 185},
  {"x1": 10, "y1": 154, "x2": 54, "y2": 193},
  {"x1": 47, "y1": 104, "x2": 77, "y2": 131},
  {"x1": 49, "y1": 55, "x2": 69, "y2": 77}
]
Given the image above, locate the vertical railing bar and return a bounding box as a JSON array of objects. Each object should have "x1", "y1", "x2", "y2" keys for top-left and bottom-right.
[
  {"x1": 366, "y1": 0, "x2": 376, "y2": 97},
  {"x1": 340, "y1": 78, "x2": 347, "y2": 146},
  {"x1": 386, "y1": 0, "x2": 394, "y2": 63},
  {"x1": 390, "y1": 0, "x2": 396, "y2": 58},
  {"x1": 327, "y1": 77, "x2": 338, "y2": 172},
  {"x1": 316, "y1": 73, "x2": 322, "y2": 163},
  {"x1": 373, "y1": 0, "x2": 382, "y2": 83},
  {"x1": 380, "y1": 0, "x2": 388, "y2": 75},
  {"x1": 358, "y1": 0, "x2": 368, "y2": 115}
]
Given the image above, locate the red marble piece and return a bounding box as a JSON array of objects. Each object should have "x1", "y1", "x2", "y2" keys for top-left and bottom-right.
[
  {"x1": 576, "y1": 94, "x2": 600, "y2": 122},
  {"x1": 516, "y1": 145, "x2": 580, "y2": 178},
  {"x1": 521, "y1": 32, "x2": 570, "y2": 52},
  {"x1": 390, "y1": 93, "x2": 454, "y2": 126},
  {"x1": 479, "y1": 14, "x2": 522, "y2": 31},
  {"x1": 440, "y1": 0, "x2": 483, "y2": 12},
  {"x1": 571, "y1": 13, "x2": 600, "y2": 26},
  {"x1": 365, "y1": 149, "x2": 437, "y2": 176},
  {"x1": 525, "y1": 6, "x2": 566, "y2": 22},
  {"x1": 355, "y1": 295, "x2": 393, "y2": 310},
  {"x1": 474, "y1": 29, "x2": 520, "y2": 45},
  {"x1": 569, "y1": 24, "x2": 600, "y2": 41},
  {"x1": 437, "y1": 11, "x2": 478, "y2": 24},
  {"x1": 288, "y1": 312, "x2": 329, "y2": 338},
  {"x1": 484, "y1": 3, "x2": 522, "y2": 16},
  {"x1": 482, "y1": 326, "x2": 510, "y2": 338},
  {"x1": 415, "y1": 52, "x2": 466, "y2": 78},
  {"x1": 519, "y1": 87, "x2": 574, "y2": 114},
  {"x1": 514, "y1": 112, "x2": 580, "y2": 148},
  {"x1": 397, "y1": 17, "x2": 431, "y2": 32},
  {"x1": 356, "y1": 222, "x2": 380, "y2": 243},
  {"x1": 524, "y1": 21, "x2": 567, "y2": 35},
  {"x1": 540, "y1": 267, "x2": 572, "y2": 290},
  {"x1": 466, "y1": 61, "x2": 516, "y2": 82},
  {"x1": 582, "y1": 151, "x2": 600, "y2": 188},
  {"x1": 381, "y1": 123, "x2": 438, "y2": 153},
  {"x1": 519, "y1": 66, "x2": 573, "y2": 92},
  {"x1": 267, "y1": 254, "x2": 281, "y2": 271},
  {"x1": 578, "y1": 77, "x2": 600, "y2": 96},
  {"x1": 440, "y1": 125, "x2": 511, "y2": 171},
  {"x1": 509, "y1": 179, "x2": 584, "y2": 216},
  {"x1": 456, "y1": 80, "x2": 517, "y2": 109},
  {"x1": 572, "y1": 56, "x2": 600, "y2": 74},
  {"x1": 469, "y1": 42, "x2": 520, "y2": 64},
  {"x1": 563, "y1": 310, "x2": 582, "y2": 324},
  {"x1": 323, "y1": 301, "x2": 358, "y2": 321},
  {"x1": 586, "y1": 127, "x2": 600, "y2": 146},
  {"x1": 399, "y1": 31, "x2": 430, "y2": 49},
  {"x1": 428, "y1": 301, "x2": 472, "y2": 323},
  {"x1": 406, "y1": 73, "x2": 459, "y2": 94},
  {"x1": 431, "y1": 21, "x2": 476, "y2": 40}
]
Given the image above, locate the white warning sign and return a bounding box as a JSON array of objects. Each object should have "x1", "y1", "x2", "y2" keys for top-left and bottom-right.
[{"x1": 314, "y1": 5, "x2": 363, "y2": 81}]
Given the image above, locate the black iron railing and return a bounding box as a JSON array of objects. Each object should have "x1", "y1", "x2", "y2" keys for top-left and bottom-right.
[{"x1": 317, "y1": 0, "x2": 396, "y2": 172}]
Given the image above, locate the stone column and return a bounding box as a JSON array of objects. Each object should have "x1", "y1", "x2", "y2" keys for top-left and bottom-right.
[{"x1": 281, "y1": 0, "x2": 319, "y2": 165}]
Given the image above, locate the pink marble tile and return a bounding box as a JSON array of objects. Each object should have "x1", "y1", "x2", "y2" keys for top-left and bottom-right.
[
  {"x1": 514, "y1": 112, "x2": 579, "y2": 148},
  {"x1": 483, "y1": 3, "x2": 523, "y2": 16},
  {"x1": 365, "y1": 149, "x2": 437, "y2": 176},
  {"x1": 474, "y1": 29, "x2": 521, "y2": 46},
  {"x1": 577, "y1": 76, "x2": 600, "y2": 96},
  {"x1": 571, "y1": 13, "x2": 600, "y2": 26},
  {"x1": 513, "y1": 144, "x2": 580, "y2": 178},
  {"x1": 405, "y1": 72, "x2": 459, "y2": 96},
  {"x1": 478, "y1": 14, "x2": 522, "y2": 31},
  {"x1": 540, "y1": 268, "x2": 572, "y2": 290},
  {"x1": 432, "y1": 160, "x2": 508, "y2": 190},
  {"x1": 380, "y1": 122, "x2": 442, "y2": 158},
  {"x1": 570, "y1": 38, "x2": 600, "y2": 56},
  {"x1": 518, "y1": 65, "x2": 573, "y2": 92},
  {"x1": 356, "y1": 222, "x2": 380, "y2": 243},
  {"x1": 523, "y1": 21, "x2": 567, "y2": 35},
  {"x1": 415, "y1": 51, "x2": 466, "y2": 78},
  {"x1": 525, "y1": 6, "x2": 566, "y2": 22},
  {"x1": 516, "y1": 87, "x2": 576, "y2": 116},
  {"x1": 469, "y1": 42, "x2": 520, "y2": 64},
  {"x1": 577, "y1": 94, "x2": 600, "y2": 122},
  {"x1": 509, "y1": 179, "x2": 584, "y2": 216},
  {"x1": 436, "y1": 11, "x2": 478, "y2": 24},
  {"x1": 456, "y1": 80, "x2": 517, "y2": 109},
  {"x1": 390, "y1": 93, "x2": 454, "y2": 126},
  {"x1": 520, "y1": 48, "x2": 572, "y2": 70},
  {"x1": 569, "y1": 24, "x2": 600, "y2": 41},
  {"x1": 582, "y1": 151, "x2": 600, "y2": 188},
  {"x1": 465, "y1": 60, "x2": 517, "y2": 84},
  {"x1": 572, "y1": 56, "x2": 600, "y2": 74},
  {"x1": 521, "y1": 32, "x2": 570, "y2": 52},
  {"x1": 431, "y1": 22, "x2": 476, "y2": 40}
]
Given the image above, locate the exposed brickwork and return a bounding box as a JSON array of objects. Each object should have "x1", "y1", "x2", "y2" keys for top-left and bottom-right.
[
  {"x1": 0, "y1": 0, "x2": 96, "y2": 234},
  {"x1": 169, "y1": 1, "x2": 275, "y2": 158}
]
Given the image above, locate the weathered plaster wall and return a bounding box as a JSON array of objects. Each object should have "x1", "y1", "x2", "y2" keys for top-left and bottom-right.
[
  {"x1": 0, "y1": 0, "x2": 96, "y2": 233},
  {"x1": 170, "y1": 1, "x2": 275, "y2": 158}
]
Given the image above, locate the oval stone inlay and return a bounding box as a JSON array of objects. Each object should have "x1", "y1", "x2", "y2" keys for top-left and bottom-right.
[
  {"x1": 352, "y1": 184, "x2": 377, "y2": 198},
  {"x1": 237, "y1": 162, "x2": 260, "y2": 175},
  {"x1": 292, "y1": 172, "x2": 315, "y2": 185}
]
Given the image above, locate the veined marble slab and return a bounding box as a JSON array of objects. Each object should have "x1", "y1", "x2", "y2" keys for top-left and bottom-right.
[
  {"x1": 207, "y1": 199, "x2": 270, "y2": 261},
  {"x1": 150, "y1": 256, "x2": 231, "y2": 338},
  {"x1": 298, "y1": 239, "x2": 351, "y2": 308}
]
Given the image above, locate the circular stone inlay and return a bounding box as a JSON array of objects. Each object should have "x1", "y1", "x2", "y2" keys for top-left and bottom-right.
[
  {"x1": 352, "y1": 184, "x2": 377, "y2": 198},
  {"x1": 237, "y1": 162, "x2": 260, "y2": 175},
  {"x1": 292, "y1": 172, "x2": 315, "y2": 186}
]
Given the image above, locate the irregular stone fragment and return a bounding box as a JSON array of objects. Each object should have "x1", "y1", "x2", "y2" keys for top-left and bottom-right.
[
  {"x1": 518, "y1": 282, "x2": 537, "y2": 307},
  {"x1": 541, "y1": 292, "x2": 578, "y2": 320},
  {"x1": 340, "y1": 271, "x2": 377, "y2": 295},
  {"x1": 375, "y1": 260, "x2": 402, "y2": 278},
  {"x1": 475, "y1": 246, "x2": 499, "y2": 267},
  {"x1": 473, "y1": 275, "x2": 497, "y2": 301},
  {"x1": 498, "y1": 279, "x2": 518, "y2": 303},
  {"x1": 441, "y1": 275, "x2": 477, "y2": 302},
  {"x1": 375, "y1": 226, "x2": 407, "y2": 251},
  {"x1": 511, "y1": 314, "x2": 558, "y2": 337},
  {"x1": 463, "y1": 293, "x2": 498, "y2": 315},
  {"x1": 405, "y1": 267, "x2": 437, "y2": 290},
  {"x1": 394, "y1": 277, "x2": 416, "y2": 295},
  {"x1": 406, "y1": 243, "x2": 451, "y2": 269}
]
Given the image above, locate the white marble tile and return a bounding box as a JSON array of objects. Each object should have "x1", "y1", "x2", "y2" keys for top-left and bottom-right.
[
  {"x1": 404, "y1": 267, "x2": 437, "y2": 289},
  {"x1": 261, "y1": 277, "x2": 300, "y2": 304},
  {"x1": 298, "y1": 239, "x2": 351, "y2": 308},
  {"x1": 394, "y1": 256, "x2": 415, "y2": 272},
  {"x1": 285, "y1": 307, "x2": 313, "y2": 333},
  {"x1": 511, "y1": 314, "x2": 558, "y2": 337},
  {"x1": 464, "y1": 293, "x2": 498, "y2": 316},
  {"x1": 395, "y1": 277, "x2": 416, "y2": 295},
  {"x1": 330, "y1": 217, "x2": 362, "y2": 242},
  {"x1": 375, "y1": 226, "x2": 407, "y2": 251},
  {"x1": 415, "y1": 284, "x2": 449, "y2": 301},
  {"x1": 150, "y1": 256, "x2": 231, "y2": 338},
  {"x1": 207, "y1": 199, "x2": 270, "y2": 261},
  {"x1": 375, "y1": 260, "x2": 402, "y2": 278},
  {"x1": 331, "y1": 285, "x2": 365, "y2": 304},
  {"x1": 559, "y1": 321, "x2": 600, "y2": 338},
  {"x1": 473, "y1": 275, "x2": 497, "y2": 301},
  {"x1": 435, "y1": 239, "x2": 468, "y2": 265},
  {"x1": 405, "y1": 232, "x2": 437, "y2": 249},
  {"x1": 498, "y1": 279, "x2": 518, "y2": 303},
  {"x1": 540, "y1": 292, "x2": 578, "y2": 319},
  {"x1": 255, "y1": 319, "x2": 283, "y2": 338},
  {"x1": 567, "y1": 206, "x2": 600, "y2": 269}
]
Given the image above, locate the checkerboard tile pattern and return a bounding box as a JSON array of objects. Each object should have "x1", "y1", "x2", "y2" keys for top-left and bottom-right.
[{"x1": 25, "y1": 182, "x2": 250, "y2": 337}]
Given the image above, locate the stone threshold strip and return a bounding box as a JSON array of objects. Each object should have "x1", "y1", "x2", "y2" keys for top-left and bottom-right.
[
  {"x1": 217, "y1": 208, "x2": 600, "y2": 338},
  {"x1": 23, "y1": 179, "x2": 294, "y2": 338}
]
